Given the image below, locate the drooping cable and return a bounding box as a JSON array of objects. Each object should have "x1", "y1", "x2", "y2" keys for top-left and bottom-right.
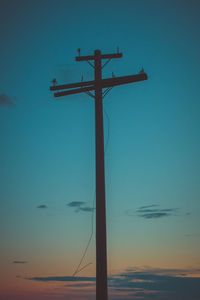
[
  {"x1": 73, "y1": 262, "x2": 92, "y2": 275},
  {"x1": 72, "y1": 192, "x2": 95, "y2": 277},
  {"x1": 72, "y1": 109, "x2": 110, "y2": 277}
]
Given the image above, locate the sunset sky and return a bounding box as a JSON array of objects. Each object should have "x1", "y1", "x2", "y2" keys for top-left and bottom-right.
[{"x1": 1, "y1": 0, "x2": 200, "y2": 299}]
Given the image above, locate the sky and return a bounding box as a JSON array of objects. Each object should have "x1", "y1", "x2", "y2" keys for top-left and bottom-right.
[{"x1": 0, "y1": 0, "x2": 200, "y2": 299}]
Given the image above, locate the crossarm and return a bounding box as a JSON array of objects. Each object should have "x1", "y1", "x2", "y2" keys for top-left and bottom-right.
[
  {"x1": 52, "y1": 73, "x2": 147, "y2": 98},
  {"x1": 101, "y1": 73, "x2": 147, "y2": 88},
  {"x1": 75, "y1": 53, "x2": 122, "y2": 62},
  {"x1": 51, "y1": 73, "x2": 147, "y2": 93},
  {"x1": 50, "y1": 79, "x2": 95, "y2": 91},
  {"x1": 54, "y1": 86, "x2": 95, "y2": 97}
]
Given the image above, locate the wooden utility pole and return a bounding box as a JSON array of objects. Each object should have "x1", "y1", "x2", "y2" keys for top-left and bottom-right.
[{"x1": 50, "y1": 49, "x2": 147, "y2": 300}]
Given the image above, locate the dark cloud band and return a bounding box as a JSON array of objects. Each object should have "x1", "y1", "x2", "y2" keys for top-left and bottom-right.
[
  {"x1": 27, "y1": 276, "x2": 95, "y2": 282},
  {"x1": 37, "y1": 205, "x2": 48, "y2": 209},
  {"x1": 67, "y1": 201, "x2": 85, "y2": 207},
  {"x1": 67, "y1": 201, "x2": 94, "y2": 213},
  {"x1": 0, "y1": 94, "x2": 16, "y2": 106},
  {"x1": 13, "y1": 261, "x2": 28, "y2": 264},
  {"x1": 127, "y1": 205, "x2": 179, "y2": 219},
  {"x1": 26, "y1": 268, "x2": 200, "y2": 299}
]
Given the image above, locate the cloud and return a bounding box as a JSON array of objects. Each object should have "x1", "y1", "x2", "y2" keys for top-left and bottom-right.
[
  {"x1": 185, "y1": 212, "x2": 191, "y2": 216},
  {"x1": 0, "y1": 94, "x2": 16, "y2": 106},
  {"x1": 108, "y1": 268, "x2": 200, "y2": 300},
  {"x1": 37, "y1": 205, "x2": 48, "y2": 209},
  {"x1": 79, "y1": 206, "x2": 95, "y2": 212},
  {"x1": 13, "y1": 260, "x2": 28, "y2": 264},
  {"x1": 139, "y1": 205, "x2": 158, "y2": 210},
  {"x1": 127, "y1": 205, "x2": 179, "y2": 219},
  {"x1": 139, "y1": 212, "x2": 172, "y2": 219},
  {"x1": 26, "y1": 267, "x2": 200, "y2": 300},
  {"x1": 67, "y1": 201, "x2": 86, "y2": 207},
  {"x1": 27, "y1": 276, "x2": 95, "y2": 282},
  {"x1": 65, "y1": 282, "x2": 95, "y2": 288},
  {"x1": 185, "y1": 233, "x2": 200, "y2": 238},
  {"x1": 67, "y1": 201, "x2": 95, "y2": 213}
]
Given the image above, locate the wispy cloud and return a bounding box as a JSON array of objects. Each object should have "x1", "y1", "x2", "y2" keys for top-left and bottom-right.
[
  {"x1": 139, "y1": 204, "x2": 158, "y2": 210},
  {"x1": 26, "y1": 276, "x2": 95, "y2": 282},
  {"x1": 37, "y1": 204, "x2": 48, "y2": 209},
  {"x1": 127, "y1": 205, "x2": 179, "y2": 219},
  {"x1": 79, "y1": 206, "x2": 95, "y2": 212},
  {"x1": 26, "y1": 267, "x2": 200, "y2": 300},
  {"x1": 67, "y1": 202, "x2": 95, "y2": 213},
  {"x1": 67, "y1": 201, "x2": 86, "y2": 208},
  {"x1": 109, "y1": 267, "x2": 200, "y2": 300},
  {"x1": 0, "y1": 94, "x2": 16, "y2": 106},
  {"x1": 185, "y1": 233, "x2": 200, "y2": 238},
  {"x1": 13, "y1": 260, "x2": 28, "y2": 264}
]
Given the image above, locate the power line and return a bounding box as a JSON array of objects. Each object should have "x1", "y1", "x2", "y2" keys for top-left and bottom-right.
[
  {"x1": 72, "y1": 192, "x2": 95, "y2": 277},
  {"x1": 73, "y1": 108, "x2": 110, "y2": 276}
]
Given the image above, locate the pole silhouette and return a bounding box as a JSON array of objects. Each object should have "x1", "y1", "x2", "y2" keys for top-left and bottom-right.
[
  {"x1": 50, "y1": 49, "x2": 148, "y2": 300},
  {"x1": 94, "y1": 50, "x2": 108, "y2": 300}
]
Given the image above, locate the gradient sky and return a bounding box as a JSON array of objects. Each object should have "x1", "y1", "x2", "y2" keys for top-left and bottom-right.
[{"x1": 1, "y1": 0, "x2": 200, "y2": 299}]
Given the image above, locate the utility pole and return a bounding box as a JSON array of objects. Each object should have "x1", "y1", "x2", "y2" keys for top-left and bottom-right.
[{"x1": 50, "y1": 49, "x2": 147, "y2": 300}]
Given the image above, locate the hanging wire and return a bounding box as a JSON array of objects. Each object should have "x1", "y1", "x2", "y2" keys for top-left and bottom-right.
[
  {"x1": 72, "y1": 191, "x2": 96, "y2": 276},
  {"x1": 73, "y1": 262, "x2": 93, "y2": 275},
  {"x1": 72, "y1": 108, "x2": 110, "y2": 277}
]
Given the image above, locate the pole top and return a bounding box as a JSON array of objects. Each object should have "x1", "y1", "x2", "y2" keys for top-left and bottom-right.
[{"x1": 95, "y1": 50, "x2": 101, "y2": 55}]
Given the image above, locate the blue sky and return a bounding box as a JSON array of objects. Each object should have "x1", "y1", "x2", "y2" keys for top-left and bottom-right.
[{"x1": 0, "y1": 0, "x2": 200, "y2": 299}]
